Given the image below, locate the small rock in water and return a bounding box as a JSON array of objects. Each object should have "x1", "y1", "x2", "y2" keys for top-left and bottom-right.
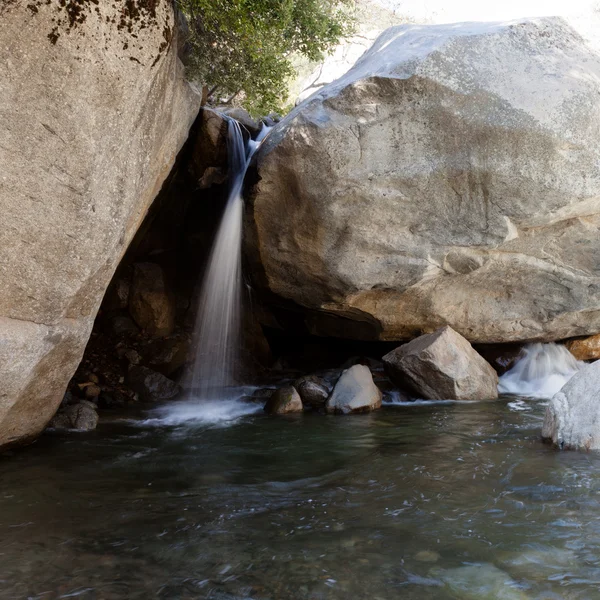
[
  {"x1": 48, "y1": 401, "x2": 99, "y2": 431},
  {"x1": 382, "y1": 326, "x2": 498, "y2": 401},
  {"x1": 127, "y1": 366, "x2": 181, "y2": 402},
  {"x1": 415, "y1": 550, "x2": 440, "y2": 563},
  {"x1": 325, "y1": 365, "x2": 382, "y2": 415},
  {"x1": 264, "y1": 386, "x2": 303, "y2": 415},
  {"x1": 429, "y1": 564, "x2": 530, "y2": 600},
  {"x1": 294, "y1": 375, "x2": 330, "y2": 409},
  {"x1": 542, "y1": 360, "x2": 600, "y2": 450}
]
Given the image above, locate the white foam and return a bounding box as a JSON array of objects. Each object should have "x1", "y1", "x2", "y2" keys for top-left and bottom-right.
[{"x1": 498, "y1": 343, "x2": 584, "y2": 399}]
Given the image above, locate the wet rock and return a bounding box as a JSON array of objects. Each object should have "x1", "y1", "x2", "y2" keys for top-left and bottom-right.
[
  {"x1": 294, "y1": 375, "x2": 330, "y2": 409},
  {"x1": 565, "y1": 334, "x2": 600, "y2": 361},
  {"x1": 97, "y1": 391, "x2": 129, "y2": 410},
  {"x1": 430, "y1": 564, "x2": 529, "y2": 600},
  {"x1": 383, "y1": 327, "x2": 498, "y2": 401},
  {"x1": 144, "y1": 334, "x2": 191, "y2": 376},
  {"x1": 326, "y1": 365, "x2": 382, "y2": 414},
  {"x1": 127, "y1": 366, "x2": 181, "y2": 402},
  {"x1": 264, "y1": 386, "x2": 303, "y2": 414},
  {"x1": 542, "y1": 360, "x2": 600, "y2": 450},
  {"x1": 129, "y1": 263, "x2": 177, "y2": 338},
  {"x1": 48, "y1": 401, "x2": 99, "y2": 431},
  {"x1": 475, "y1": 344, "x2": 524, "y2": 375},
  {"x1": 222, "y1": 107, "x2": 261, "y2": 137},
  {"x1": 415, "y1": 550, "x2": 440, "y2": 563}
]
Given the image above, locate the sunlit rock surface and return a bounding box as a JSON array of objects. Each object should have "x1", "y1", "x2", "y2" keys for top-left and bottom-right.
[
  {"x1": 248, "y1": 18, "x2": 600, "y2": 343},
  {"x1": 543, "y1": 360, "x2": 600, "y2": 450},
  {"x1": 0, "y1": 1, "x2": 200, "y2": 448}
]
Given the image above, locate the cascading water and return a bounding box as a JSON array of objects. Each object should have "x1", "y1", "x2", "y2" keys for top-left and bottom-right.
[
  {"x1": 187, "y1": 116, "x2": 270, "y2": 403},
  {"x1": 498, "y1": 342, "x2": 584, "y2": 399}
]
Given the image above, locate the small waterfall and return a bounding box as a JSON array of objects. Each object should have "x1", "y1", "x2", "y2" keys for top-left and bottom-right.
[
  {"x1": 498, "y1": 342, "x2": 584, "y2": 399},
  {"x1": 189, "y1": 117, "x2": 269, "y2": 402}
]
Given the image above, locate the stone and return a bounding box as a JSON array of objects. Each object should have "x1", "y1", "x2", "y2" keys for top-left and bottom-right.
[
  {"x1": 102, "y1": 278, "x2": 131, "y2": 312},
  {"x1": 48, "y1": 400, "x2": 98, "y2": 431},
  {"x1": 294, "y1": 375, "x2": 330, "y2": 408},
  {"x1": 264, "y1": 386, "x2": 303, "y2": 414},
  {"x1": 382, "y1": 327, "x2": 499, "y2": 401},
  {"x1": 108, "y1": 316, "x2": 140, "y2": 337},
  {"x1": 565, "y1": 334, "x2": 600, "y2": 361},
  {"x1": 542, "y1": 360, "x2": 600, "y2": 450},
  {"x1": 123, "y1": 349, "x2": 142, "y2": 366},
  {"x1": 129, "y1": 263, "x2": 177, "y2": 338},
  {"x1": 222, "y1": 107, "x2": 262, "y2": 137},
  {"x1": 145, "y1": 334, "x2": 191, "y2": 376},
  {"x1": 127, "y1": 366, "x2": 181, "y2": 402},
  {"x1": 84, "y1": 384, "x2": 101, "y2": 399},
  {"x1": 247, "y1": 18, "x2": 600, "y2": 345},
  {"x1": 0, "y1": 1, "x2": 200, "y2": 448},
  {"x1": 430, "y1": 564, "x2": 529, "y2": 600},
  {"x1": 189, "y1": 108, "x2": 228, "y2": 189},
  {"x1": 325, "y1": 365, "x2": 382, "y2": 414}
]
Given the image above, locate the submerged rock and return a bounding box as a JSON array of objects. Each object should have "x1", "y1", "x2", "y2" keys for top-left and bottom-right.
[
  {"x1": 325, "y1": 365, "x2": 382, "y2": 414},
  {"x1": 127, "y1": 366, "x2": 181, "y2": 403},
  {"x1": 294, "y1": 375, "x2": 330, "y2": 409},
  {"x1": 565, "y1": 334, "x2": 600, "y2": 361},
  {"x1": 264, "y1": 386, "x2": 303, "y2": 414},
  {"x1": 48, "y1": 401, "x2": 99, "y2": 432},
  {"x1": 542, "y1": 360, "x2": 600, "y2": 450},
  {"x1": 129, "y1": 263, "x2": 177, "y2": 338},
  {"x1": 383, "y1": 327, "x2": 498, "y2": 401},
  {"x1": 0, "y1": 1, "x2": 200, "y2": 448},
  {"x1": 248, "y1": 18, "x2": 600, "y2": 344},
  {"x1": 430, "y1": 564, "x2": 530, "y2": 600}
]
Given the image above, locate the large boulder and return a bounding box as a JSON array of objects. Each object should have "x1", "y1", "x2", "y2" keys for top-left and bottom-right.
[
  {"x1": 264, "y1": 386, "x2": 304, "y2": 415},
  {"x1": 247, "y1": 18, "x2": 600, "y2": 344},
  {"x1": 383, "y1": 327, "x2": 499, "y2": 400},
  {"x1": 0, "y1": 2, "x2": 200, "y2": 448},
  {"x1": 325, "y1": 365, "x2": 382, "y2": 414},
  {"x1": 565, "y1": 334, "x2": 600, "y2": 361},
  {"x1": 542, "y1": 360, "x2": 600, "y2": 450}
]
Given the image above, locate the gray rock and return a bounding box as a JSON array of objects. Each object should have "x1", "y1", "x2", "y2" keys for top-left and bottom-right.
[
  {"x1": 48, "y1": 400, "x2": 99, "y2": 431},
  {"x1": 129, "y1": 263, "x2": 177, "y2": 338},
  {"x1": 264, "y1": 386, "x2": 303, "y2": 414},
  {"x1": 325, "y1": 365, "x2": 382, "y2": 414},
  {"x1": 383, "y1": 327, "x2": 498, "y2": 401},
  {"x1": 542, "y1": 360, "x2": 600, "y2": 450},
  {"x1": 127, "y1": 366, "x2": 181, "y2": 402},
  {"x1": 222, "y1": 107, "x2": 261, "y2": 137},
  {"x1": 248, "y1": 18, "x2": 600, "y2": 344},
  {"x1": 294, "y1": 375, "x2": 330, "y2": 408},
  {"x1": 0, "y1": 2, "x2": 200, "y2": 448}
]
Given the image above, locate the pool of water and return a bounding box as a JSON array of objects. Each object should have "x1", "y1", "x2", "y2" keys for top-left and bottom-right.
[{"x1": 2, "y1": 396, "x2": 600, "y2": 599}]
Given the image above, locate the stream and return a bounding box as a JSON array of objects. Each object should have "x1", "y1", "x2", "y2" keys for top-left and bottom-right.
[{"x1": 2, "y1": 395, "x2": 600, "y2": 599}]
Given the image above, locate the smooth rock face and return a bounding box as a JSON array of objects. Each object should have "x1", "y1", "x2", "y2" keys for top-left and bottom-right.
[
  {"x1": 0, "y1": 2, "x2": 199, "y2": 447},
  {"x1": 129, "y1": 263, "x2": 177, "y2": 338},
  {"x1": 127, "y1": 366, "x2": 181, "y2": 403},
  {"x1": 383, "y1": 327, "x2": 499, "y2": 400},
  {"x1": 248, "y1": 18, "x2": 600, "y2": 344},
  {"x1": 264, "y1": 386, "x2": 304, "y2": 414},
  {"x1": 542, "y1": 360, "x2": 600, "y2": 450},
  {"x1": 325, "y1": 365, "x2": 382, "y2": 414},
  {"x1": 566, "y1": 334, "x2": 600, "y2": 361}
]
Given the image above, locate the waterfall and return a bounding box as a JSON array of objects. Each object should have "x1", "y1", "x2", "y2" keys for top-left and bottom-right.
[
  {"x1": 498, "y1": 342, "x2": 584, "y2": 399},
  {"x1": 189, "y1": 116, "x2": 269, "y2": 401}
]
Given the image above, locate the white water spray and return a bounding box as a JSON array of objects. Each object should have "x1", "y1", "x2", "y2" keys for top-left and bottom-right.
[
  {"x1": 498, "y1": 343, "x2": 584, "y2": 399},
  {"x1": 189, "y1": 116, "x2": 270, "y2": 402}
]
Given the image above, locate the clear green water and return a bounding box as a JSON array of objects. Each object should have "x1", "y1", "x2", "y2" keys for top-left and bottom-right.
[{"x1": 2, "y1": 397, "x2": 600, "y2": 599}]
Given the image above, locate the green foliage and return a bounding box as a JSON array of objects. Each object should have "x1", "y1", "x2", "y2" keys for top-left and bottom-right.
[{"x1": 176, "y1": 0, "x2": 355, "y2": 115}]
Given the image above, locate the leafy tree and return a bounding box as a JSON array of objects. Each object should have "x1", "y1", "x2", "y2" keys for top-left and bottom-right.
[{"x1": 176, "y1": 0, "x2": 355, "y2": 115}]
